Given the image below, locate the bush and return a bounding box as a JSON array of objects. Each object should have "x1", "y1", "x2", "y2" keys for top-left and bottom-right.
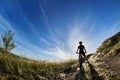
[{"x1": 1, "y1": 30, "x2": 16, "y2": 53}]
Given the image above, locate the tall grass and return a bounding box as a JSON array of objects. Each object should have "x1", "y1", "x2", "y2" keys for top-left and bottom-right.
[{"x1": 0, "y1": 50, "x2": 78, "y2": 80}]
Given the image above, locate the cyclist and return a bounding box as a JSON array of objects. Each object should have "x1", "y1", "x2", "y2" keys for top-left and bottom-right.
[{"x1": 76, "y1": 41, "x2": 89, "y2": 64}]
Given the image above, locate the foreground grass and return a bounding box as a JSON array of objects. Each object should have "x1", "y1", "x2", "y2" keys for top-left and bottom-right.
[{"x1": 0, "y1": 50, "x2": 78, "y2": 80}]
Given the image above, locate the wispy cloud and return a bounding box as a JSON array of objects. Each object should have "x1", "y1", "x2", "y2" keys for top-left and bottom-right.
[
  {"x1": 1, "y1": 12, "x2": 120, "y2": 61},
  {"x1": 0, "y1": 13, "x2": 73, "y2": 61}
]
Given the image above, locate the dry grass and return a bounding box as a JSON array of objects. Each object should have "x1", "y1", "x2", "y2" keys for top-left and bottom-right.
[{"x1": 0, "y1": 50, "x2": 78, "y2": 80}]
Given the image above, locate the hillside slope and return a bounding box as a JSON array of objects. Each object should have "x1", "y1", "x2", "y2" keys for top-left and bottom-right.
[
  {"x1": 89, "y1": 32, "x2": 120, "y2": 79},
  {"x1": 96, "y1": 32, "x2": 120, "y2": 55}
]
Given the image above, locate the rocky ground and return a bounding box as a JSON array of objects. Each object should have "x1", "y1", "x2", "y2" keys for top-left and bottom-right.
[
  {"x1": 59, "y1": 53, "x2": 120, "y2": 80},
  {"x1": 88, "y1": 53, "x2": 120, "y2": 80}
]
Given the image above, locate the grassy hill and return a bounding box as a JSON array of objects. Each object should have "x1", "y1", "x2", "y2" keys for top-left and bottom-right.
[
  {"x1": 0, "y1": 49, "x2": 78, "y2": 80},
  {"x1": 96, "y1": 32, "x2": 120, "y2": 55}
]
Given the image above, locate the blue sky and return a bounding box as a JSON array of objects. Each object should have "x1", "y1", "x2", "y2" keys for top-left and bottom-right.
[{"x1": 0, "y1": 0, "x2": 120, "y2": 61}]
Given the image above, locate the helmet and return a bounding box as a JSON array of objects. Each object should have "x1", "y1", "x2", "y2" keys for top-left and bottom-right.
[{"x1": 79, "y1": 41, "x2": 82, "y2": 44}]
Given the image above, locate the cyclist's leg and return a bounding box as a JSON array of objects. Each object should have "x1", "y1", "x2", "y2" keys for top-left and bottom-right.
[
  {"x1": 79, "y1": 54, "x2": 82, "y2": 63},
  {"x1": 79, "y1": 54, "x2": 82, "y2": 70}
]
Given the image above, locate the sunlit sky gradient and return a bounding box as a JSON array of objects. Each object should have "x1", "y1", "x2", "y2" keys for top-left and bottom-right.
[{"x1": 0, "y1": 0, "x2": 120, "y2": 61}]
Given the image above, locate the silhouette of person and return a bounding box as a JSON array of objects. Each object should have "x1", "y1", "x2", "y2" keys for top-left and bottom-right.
[{"x1": 76, "y1": 41, "x2": 89, "y2": 63}]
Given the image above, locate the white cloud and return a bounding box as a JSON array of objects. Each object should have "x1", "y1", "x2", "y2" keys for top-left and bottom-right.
[{"x1": 0, "y1": 12, "x2": 120, "y2": 61}]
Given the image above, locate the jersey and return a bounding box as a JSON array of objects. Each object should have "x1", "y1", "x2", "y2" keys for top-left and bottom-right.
[{"x1": 78, "y1": 45, "x2": 85, "y2": 54}]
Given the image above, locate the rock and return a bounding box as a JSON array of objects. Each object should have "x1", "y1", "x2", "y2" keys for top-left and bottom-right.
[
  {"x1": 76, "y1": 68, "x2": 80, "y2": 71},
  {"x1": 59, "y1": 73, "x2": 66, "y2": 78}
]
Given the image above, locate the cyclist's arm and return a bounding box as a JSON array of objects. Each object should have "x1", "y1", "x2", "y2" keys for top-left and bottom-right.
[
  {"x1": 84, "y1": 46, "x2": 87, "y2": 53},
  {"x1": 76, "y1": 47, "x2": 79, "y2": 53}
]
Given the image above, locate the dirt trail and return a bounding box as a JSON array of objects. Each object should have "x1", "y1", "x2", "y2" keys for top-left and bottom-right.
[
  {"x1": 72, "y1": 55, "x2": 120, "y2": 80},
  {"x1": 74, "y1": 62, "x2": 104, "y2": 80}
]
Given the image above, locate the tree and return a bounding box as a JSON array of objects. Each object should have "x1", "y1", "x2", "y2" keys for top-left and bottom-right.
[{"x1": 1, "y1": 30, "x2": 16, "y2": 53}]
